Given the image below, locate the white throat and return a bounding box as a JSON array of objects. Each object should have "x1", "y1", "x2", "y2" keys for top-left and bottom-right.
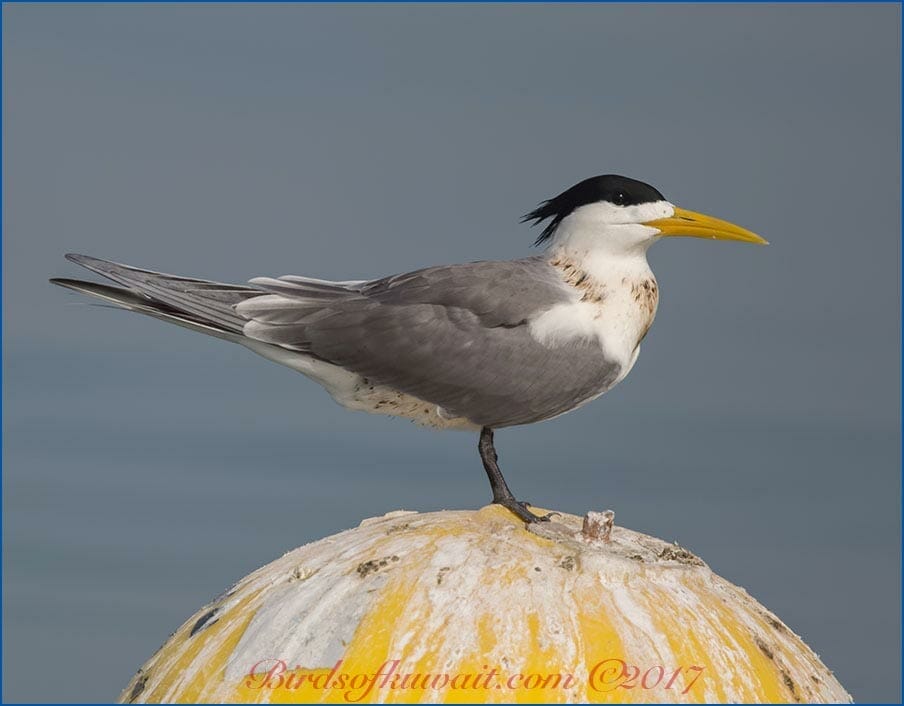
[{"x1": 546, "y1": 199, "x2": 673, "y2": 278}]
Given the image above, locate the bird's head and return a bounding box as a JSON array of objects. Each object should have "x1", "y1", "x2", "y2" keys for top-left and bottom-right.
[{"x1": 523, "y1": 174, "x2": 767, "y2": 257}]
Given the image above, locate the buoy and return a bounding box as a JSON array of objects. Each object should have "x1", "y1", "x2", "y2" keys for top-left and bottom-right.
[{"x1": 120, "y1": 505, "x2": 851, "y2": 703}]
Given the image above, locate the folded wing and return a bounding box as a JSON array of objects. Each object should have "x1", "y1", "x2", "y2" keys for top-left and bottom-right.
[{"x1": 238, "y1": 258, "x2": 621, "y2": 427}]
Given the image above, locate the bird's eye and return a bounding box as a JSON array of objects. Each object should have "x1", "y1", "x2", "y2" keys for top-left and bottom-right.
[{"x1": 612, "y1": 191, "x2": 628, "y2": 206}]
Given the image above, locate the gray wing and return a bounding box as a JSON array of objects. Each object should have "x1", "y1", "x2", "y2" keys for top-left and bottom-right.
[{"x1": 238, "y1": 257, "x2": 622, "y2": 427}]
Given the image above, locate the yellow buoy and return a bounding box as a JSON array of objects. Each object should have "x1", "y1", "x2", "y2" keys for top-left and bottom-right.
[{"x1": 120, "y1": 506, "x2": 851, "y2": 704}]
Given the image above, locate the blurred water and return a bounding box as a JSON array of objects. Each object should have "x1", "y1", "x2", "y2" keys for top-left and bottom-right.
[{"x1": 3, "y1": 342, "x2": 900, "y2": 702}]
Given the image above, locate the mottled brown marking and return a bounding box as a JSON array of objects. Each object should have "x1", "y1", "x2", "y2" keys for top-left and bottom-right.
[
  {"x1": 754, "y1": 635, "x2": 774, "y2": 660},
  {"x1": 558, "y1": 555, "x2": 576, "y2": 571},
  {"x1": 350, "y1": 381, "x2": 476, "y2": 430},
  {"x1": 356, "y1": 555, "x2": 400, "y2": 577},
  {"x1": 550, "y1": 256, "x2": 607, "y2": 303},
  {"x1": 782, "y1": 671, "x2": 801, "y2": 702},
  {"x1": 658, "y1": 543, "x2": 705, "y2": 566},
  {"x1": 631, "y1": 278, "x2": 659, "y2": 314},
  {"x1": 436, "y1": 566, "x2": 451, "y2": 585},
  {"x1": 289, "y1": 565, "x2": 318, "y2": 582},
  {"x1": 767, "y1": 616, "x2": 788, "y2": 633},
  {"x1": 632, "y1": 278, "x2": 659, "y2": 341}
]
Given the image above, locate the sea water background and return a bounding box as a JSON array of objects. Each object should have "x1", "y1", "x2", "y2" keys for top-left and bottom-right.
[{"x1": 3, "y1": 4, "x2": 901, "y2": 702}]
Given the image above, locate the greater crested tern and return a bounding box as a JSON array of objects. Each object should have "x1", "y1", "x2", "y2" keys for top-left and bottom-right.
[{"x1": 52, "y1": 174, "x2": 766, "y2": 523}]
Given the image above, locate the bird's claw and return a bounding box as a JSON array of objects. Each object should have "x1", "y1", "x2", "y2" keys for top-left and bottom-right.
[
  {"x1": 519, "y1": 502, "x2": 561, "y2": 522},
  {"x1": 495, "y1": 498, "x2": 555, "y2": 524}
]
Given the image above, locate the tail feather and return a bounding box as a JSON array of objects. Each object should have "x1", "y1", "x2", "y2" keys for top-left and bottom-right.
[
  {"x1": 56, "y1": 254, "x2": 262, "y2": 335},
  {"x1": 50, "y1": 277, "x2": 244, "y2": 342}
]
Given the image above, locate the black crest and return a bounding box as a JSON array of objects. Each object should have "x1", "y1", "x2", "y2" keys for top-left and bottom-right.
[{"x1": 522, "y1": 175, "x2": 666, "y2": 246}]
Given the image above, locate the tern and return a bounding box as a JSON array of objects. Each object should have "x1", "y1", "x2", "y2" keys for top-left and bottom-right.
[{"x1": 52, "y1": 174, "x2": 766, "y2": 523}]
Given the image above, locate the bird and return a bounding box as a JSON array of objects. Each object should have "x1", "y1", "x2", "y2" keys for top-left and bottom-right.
[{"x1": 51, "y1": 174, "x2": 766, "y2": 524}]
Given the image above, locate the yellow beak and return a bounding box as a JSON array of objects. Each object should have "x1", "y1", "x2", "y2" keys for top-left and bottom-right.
[{"x1": 646, "y1": 207, "x2": 768, "y2": 245}]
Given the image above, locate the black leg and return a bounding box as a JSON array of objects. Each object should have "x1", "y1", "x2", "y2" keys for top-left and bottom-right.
[{"x1": 478, "y1": 427, "x2": 550, "y2": 524}]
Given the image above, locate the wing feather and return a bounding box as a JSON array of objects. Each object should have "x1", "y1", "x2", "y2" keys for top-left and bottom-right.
[{"x1": 238, "y1": 258, "x2": 621, "y2": 427}]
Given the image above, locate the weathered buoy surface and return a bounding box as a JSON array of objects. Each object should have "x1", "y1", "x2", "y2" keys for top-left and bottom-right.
[{"x1": 120, "y1": 505, "x2": 850, "y2": 703}]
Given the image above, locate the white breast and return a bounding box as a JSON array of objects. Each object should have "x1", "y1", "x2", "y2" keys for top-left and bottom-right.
[{"x1": 528, "y1": 251, "x2": 659, "y2": 377}]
